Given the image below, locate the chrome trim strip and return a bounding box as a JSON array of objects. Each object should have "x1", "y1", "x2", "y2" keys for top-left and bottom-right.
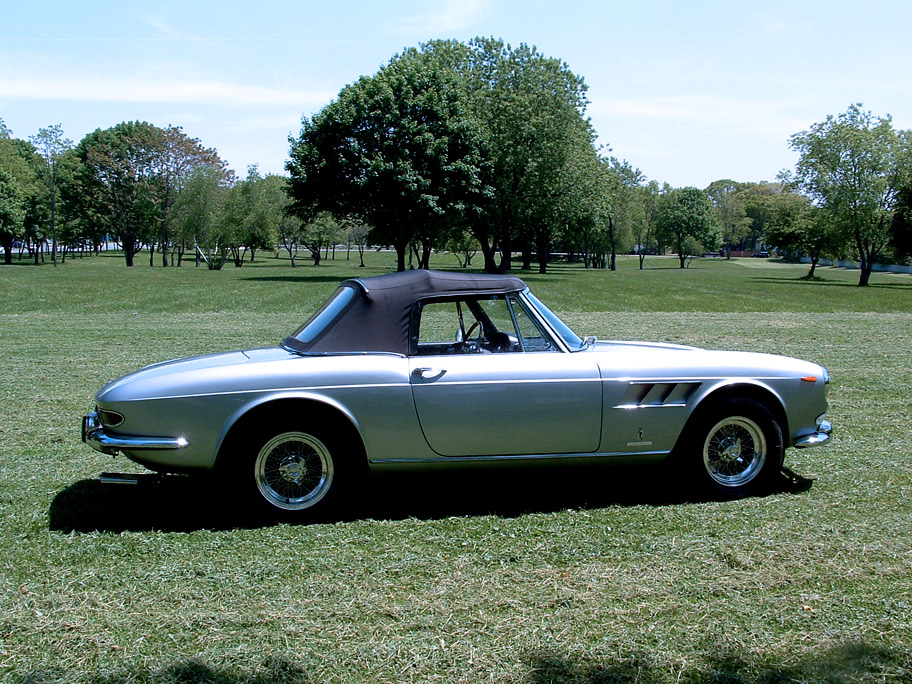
[{"x1": 370, "y1": 449, "x2": 670, "y2": 464}]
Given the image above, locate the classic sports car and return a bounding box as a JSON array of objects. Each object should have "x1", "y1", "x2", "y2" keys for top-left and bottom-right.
[{"x1": 83, "y1": 270, "x2": 832, "y2": 518}]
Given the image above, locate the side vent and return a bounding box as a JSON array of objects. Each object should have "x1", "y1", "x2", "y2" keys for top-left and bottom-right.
[{"x1": 616, "y1": 382, "x2": 701, "y2": 409}]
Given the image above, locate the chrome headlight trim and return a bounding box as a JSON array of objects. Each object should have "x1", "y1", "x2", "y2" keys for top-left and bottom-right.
[{"x1": 98, "y1": 409, "x2": 125, "y2": 428}]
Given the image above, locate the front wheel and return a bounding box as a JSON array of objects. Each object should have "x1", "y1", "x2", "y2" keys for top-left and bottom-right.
[{"x1": 688, "y1": 398, "x2": 783, "y2": 497}]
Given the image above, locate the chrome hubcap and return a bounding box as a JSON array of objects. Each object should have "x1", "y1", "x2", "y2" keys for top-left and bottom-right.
[
  {"x1": 719, "y1": 437, "x2": 742, "y2": 462},
  {"x1": 279, "y1": 458, "x2": 306, "y2": 483}
]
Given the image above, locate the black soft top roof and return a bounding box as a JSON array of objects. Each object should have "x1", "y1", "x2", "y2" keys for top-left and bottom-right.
[{"x1": 286, "y1": 269, "x2": 527, "y2": 355}]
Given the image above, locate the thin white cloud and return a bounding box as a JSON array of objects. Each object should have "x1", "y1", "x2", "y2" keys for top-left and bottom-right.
[
  {"x1": 393, "y1": 0, "x2": 490, "y2": 33},
  {"x1": 140, "y1": 15, "x2": 194, "y2": 40},
  {"x1": 0, "y1": 77, "x2": 335, "y2": 108}
]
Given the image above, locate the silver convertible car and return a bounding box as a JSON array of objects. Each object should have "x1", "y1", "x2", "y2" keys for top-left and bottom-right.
[{"x1": 82, "y1": 270, "x2": 832, "y2": 518}]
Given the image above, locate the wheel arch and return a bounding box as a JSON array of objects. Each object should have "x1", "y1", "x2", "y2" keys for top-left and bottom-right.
[
  {"x1": 213, "y1": 393, "x2": 367, "y2": 472},
  {"x1": 678, "y1": 381, "x2": 789, "y2": 452}
]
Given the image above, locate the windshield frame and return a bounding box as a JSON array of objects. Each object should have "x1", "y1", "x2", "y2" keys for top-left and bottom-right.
[{"x1": 520, "y1": 289, "x2": 585, "y2": 351}]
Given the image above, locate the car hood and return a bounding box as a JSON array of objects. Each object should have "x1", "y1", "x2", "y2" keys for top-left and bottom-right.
[
  {"x1": 96, "y1": 347, "x2": 294, "y2": 402},
  {"x1": 590, "y1": 340, "x2": 823, "y2": 379}
]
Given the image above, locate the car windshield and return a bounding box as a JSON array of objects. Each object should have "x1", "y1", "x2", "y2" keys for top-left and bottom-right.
[
  {"x1": 285, "y1": 285, "x2": 358, "y2": 346},
  {"x1": 523, "y1": 290, "x2": 585, "y2": 350}
]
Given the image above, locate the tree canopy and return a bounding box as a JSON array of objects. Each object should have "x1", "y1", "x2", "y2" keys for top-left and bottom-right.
[
  {"x1": 287, "y1": 38, "x2": 602, "y2": 273},
  {"x1": 655, "y1": 187, "x2": 721, "y2": 268},
  {"x1": 287, "y1": 43, "x2": 485, "y2": 272},
  {"x1": 75, "y1": 121, "x2": 225, "y2": 266},
  {"x1": 790, "y1": 104, "x2": 912, "y2": 286}
]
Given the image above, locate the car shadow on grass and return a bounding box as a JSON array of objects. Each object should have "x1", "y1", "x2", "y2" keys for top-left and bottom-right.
[
  {"x1": 48, "y1": 465, "x2": 814, "y2": 534},
  {"x1": 16, "y1": 639, "x2": 908, "y2": 683},
  {"x1": 524, "y1": 640, "x2": 910, "y2": 684}
]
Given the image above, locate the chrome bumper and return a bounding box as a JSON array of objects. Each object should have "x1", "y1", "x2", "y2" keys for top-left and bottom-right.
[
  {"x1": 794, "y1": 419, "x2": 833, "y2": 449},
  {"x1": 82, "y1": 411, "x2": 189, "y2": 456}
]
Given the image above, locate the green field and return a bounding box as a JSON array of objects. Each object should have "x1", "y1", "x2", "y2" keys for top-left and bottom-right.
[{"x1": 1, "y1": 253, "x2": 911, "y2": 683}]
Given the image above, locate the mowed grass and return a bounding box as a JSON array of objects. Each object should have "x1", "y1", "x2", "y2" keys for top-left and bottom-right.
[{"x1": 1, "y1": 252, "x2": 911, "y2": 683}]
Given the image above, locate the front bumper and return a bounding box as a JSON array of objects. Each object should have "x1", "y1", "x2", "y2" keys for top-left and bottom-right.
[
  {"x1": 794, "y1": 419, "x2": 833, "y2": 449},
  {"x1": 82, "y1": 410, "x2": 189, "y2": 456}
]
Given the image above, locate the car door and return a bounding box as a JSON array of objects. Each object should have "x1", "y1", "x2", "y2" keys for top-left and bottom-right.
[{"x1": 408, "y1": 295, "x2": 602, "y2": 457}]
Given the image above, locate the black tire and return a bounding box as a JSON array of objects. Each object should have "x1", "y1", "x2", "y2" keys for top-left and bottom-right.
[
  {"x1": 233, "y1": 416, "x2": 363, "y2": 521},
  {"x1": 686, "y1": 397, "x2": 784, "y2": 497}
]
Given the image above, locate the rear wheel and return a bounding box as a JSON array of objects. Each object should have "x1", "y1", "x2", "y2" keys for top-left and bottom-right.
[
  {"x1": 228, "y1": 413, "x2": 364, "y2": 521},
  {"x1": 688, "y1": 398, "x2": 783, "y2": 497},
  {"x1": 254, "y1": 431, "x2": 335, "y2": 511}
]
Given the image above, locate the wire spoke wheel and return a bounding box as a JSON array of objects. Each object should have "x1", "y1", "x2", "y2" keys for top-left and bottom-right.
[
  {"x1": 702, "y1": 416, "x2": 767, "y2": 488},
  {"x1": 254, "y1": 431, "x2": 334, "y2": 511}
]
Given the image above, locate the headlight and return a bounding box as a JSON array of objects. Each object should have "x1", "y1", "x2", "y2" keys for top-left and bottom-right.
[{"x1": 98, "y1": 409, "x2": 125, "y2": 428}]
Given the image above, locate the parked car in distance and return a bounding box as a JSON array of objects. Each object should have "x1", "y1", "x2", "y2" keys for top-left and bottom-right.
[{"x1": 83, "y1": 270, "x2": 832, "y2": 519}]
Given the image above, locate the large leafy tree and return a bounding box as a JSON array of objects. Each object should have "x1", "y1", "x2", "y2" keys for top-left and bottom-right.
[
  {"x1": 288, "y1": 44, "x2": 485, "y2": 272},
  {"x1": 891, "y1": 185, "x2": 912, "y2": 259},
  {"x1": 790, "y1": 104, "x2": 912, "y2": 286},
  {"x1": 288, "y1": 38, "x2": 601, "y2": 274},
  {"x1": 655, "y1": 187, "x2": 722, "y2": 268},
  {"x1": 76, "y1": 122, "x2": 163, "y2": 266},
  {"x1": 0, "y1": 123, "x2": 29, "y2": 263},
  {"x1": 75, "y1": 121, "x2": 225, "y2": 267},
  {"x1": 221, "y1": 166, "x2": 281, "y2": 266},
  {"x1": 761, "y1": 193, "x2": 834, "y2": 277},
  {"x1": 153, "y1": 126, "x2": 224, "y2": 266},
  {"x1": 0, "y1": 126, "x2": 44, "y2": 263},
  {"x1": 704, "y1": 179, "x2": 752, "y2": 258},
  {"x1": 632, "y1": 180, "x2": 661, "y2": 269},
  {"x1": 172, "y1": 165, "x2": 230, "y2": 268},
  {"x1": 29, "y1": 124, "x2": 73, "y2": 266},
  {"x1": 0, "y1": 166, "x2": 26, "y2": 263},
  {"x1": 461, "y1": 38, "x2": 595, "y2": 273}
]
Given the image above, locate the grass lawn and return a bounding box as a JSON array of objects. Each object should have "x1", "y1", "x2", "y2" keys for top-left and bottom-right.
[{"x1": 1, "y1": 252, "x2": 910, "y2": 683}]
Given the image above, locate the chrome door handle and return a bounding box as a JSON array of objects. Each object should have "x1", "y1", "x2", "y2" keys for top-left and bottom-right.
[{"x1": 411, "y1": 367, "x2": 445, "y2": 380}]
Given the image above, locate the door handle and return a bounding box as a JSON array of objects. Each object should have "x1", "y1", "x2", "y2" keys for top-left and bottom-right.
[{"x1": 411, "y1": 367, "x2": 445, "y2": 381}]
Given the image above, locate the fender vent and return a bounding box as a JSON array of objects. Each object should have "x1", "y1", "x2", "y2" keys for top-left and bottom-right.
[{"x1": 615, "y1": 382, "x2": 701, "y2": 409}]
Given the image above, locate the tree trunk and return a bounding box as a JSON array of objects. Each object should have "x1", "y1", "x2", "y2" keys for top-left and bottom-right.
[
  {"x1": 497, "y1": 243, "x2": 512, "y2": 272},
  {"x1": 535, "y1": 228, "x2": 548, "y2": 274},
  {"x1": 608, "y1": 216, "x2": 617, "y2": 271},
  {"x1": 807, "y1": 256, "x2": 819, "y2": 278},
  {"x1": 858, "y1": 261, "x2": 872, "y2": 286},
  {"x1": 480, "y1": 240, "x2": 498, "y2": 273}
]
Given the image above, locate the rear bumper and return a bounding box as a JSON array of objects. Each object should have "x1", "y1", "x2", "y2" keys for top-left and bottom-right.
[
  {"x1": 82, "y1": 411, "x2": 189, "y2": 456},
  {"x1": 794, "y1": 419, "x2": 832, "y2": 449}
]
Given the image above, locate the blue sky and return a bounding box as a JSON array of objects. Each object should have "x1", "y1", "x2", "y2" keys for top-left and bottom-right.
[{"x1": 2, "y1": 0, "x2": 910, "y2": 188}]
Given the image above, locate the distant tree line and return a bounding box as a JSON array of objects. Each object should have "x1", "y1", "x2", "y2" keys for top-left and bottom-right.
[
  {"x1": 3, "y1": 44, "x2": 912, "y2": 285},
  {"x1": 0, "y1": 119, "x2": 362, "y2": 269}
]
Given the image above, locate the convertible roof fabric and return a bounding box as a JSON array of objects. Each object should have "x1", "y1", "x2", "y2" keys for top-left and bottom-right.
[{"x1": 289, "y1": 269, "x2": 527, "y2": 355}]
